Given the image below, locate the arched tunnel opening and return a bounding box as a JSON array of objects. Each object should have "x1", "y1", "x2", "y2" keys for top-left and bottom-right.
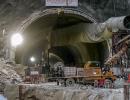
[{"x1": 15, "y1": 9, "x2": 109, "y2": 67}]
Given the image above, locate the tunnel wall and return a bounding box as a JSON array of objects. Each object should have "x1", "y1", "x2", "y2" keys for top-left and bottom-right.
[
  {"x1": 0, "y1": 0, "x2": 129, "y2": 34},
  {"x1": 14, "y1": 7, "x2": 110, "y2": 66},
  {"x1": 0, "y1": 0, "x2": 129, "y2": 63}
]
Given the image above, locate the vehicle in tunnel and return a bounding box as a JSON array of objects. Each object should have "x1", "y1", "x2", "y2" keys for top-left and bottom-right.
[
  {"x1": 1, "y1": 0, "x2": 130, "y2": 99},
  {"x1": 48, "y1": 61, "x2": 116, "y2": 87}
]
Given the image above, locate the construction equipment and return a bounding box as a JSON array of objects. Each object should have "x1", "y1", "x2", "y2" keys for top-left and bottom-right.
[
  {"x1": 50, "y1": 61, "x2": 116, "y2": 87},
  {"x1": 24, "y1": 66, "x2": 43, "y2": 84},
  {"x1": 105, "y1": 35, "x2": 130, "y2": 79},
  {"x1": 105, "y1": 39, "x2": 130, "y2": 65},
  {"x1": 54, "y1": 15, "x2": 130, "y2": 44},
  {"x1": 105, "y1": 34, "x2": 130, "y2": 87},
  {"x1": 83, "y1": 61, "x2": 116, "y2": 87},
  {"x1": 84, "y1": 61, "x2": 115, "y2": 81}
]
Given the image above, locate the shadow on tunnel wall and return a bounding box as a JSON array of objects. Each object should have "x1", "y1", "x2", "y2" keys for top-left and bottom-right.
[
  {"x1": 15, "y1": 41, "x2": 108, "y2": 67},
  {"x1": 49, "y1": 42, "x2": 109, "y2": 67}
]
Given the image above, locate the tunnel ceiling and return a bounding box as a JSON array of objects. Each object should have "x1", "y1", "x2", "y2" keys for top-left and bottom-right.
[
  {"x1": 17, "y1": 12, "x2": 94, "y2": 65},
  {"x1": 15, "y1": 11, "x2": 109, "y2": 66},
  {"x1": 0, "y1": 0, "x2": 129, "y2": 65},
  {"x1": 22, "y1": 13, "x2": 92, "y2": 48},
  {"x1": 0, "y1": 0, "x2": 129, "y2": 31}
]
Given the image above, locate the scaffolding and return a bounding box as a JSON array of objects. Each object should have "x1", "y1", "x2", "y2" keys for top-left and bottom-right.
[{"x1": 105, "y1": 31, "x2": 129, "y2": 76}]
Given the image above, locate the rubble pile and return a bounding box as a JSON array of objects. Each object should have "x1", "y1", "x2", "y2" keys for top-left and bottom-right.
[
  {"x1": 0, "y1": 58, "x2": 22, "y2": 84},
  {"x1": 19, "y1": 83, "x2": 124, "y2": 100}
]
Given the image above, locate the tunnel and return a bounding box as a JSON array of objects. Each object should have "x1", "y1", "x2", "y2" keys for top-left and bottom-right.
[{"x1": 15, "y1": 8, "x2": 109, "y2": 67}]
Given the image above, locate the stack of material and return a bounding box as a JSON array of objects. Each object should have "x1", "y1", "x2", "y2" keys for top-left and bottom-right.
[
  {"x1": 77, "y1": 68, "x2": 84, "y2": 76},
  {"x1": 63, "y1": 67, "x2": 77, "y2": 77},
  {"x1": 0, "y1": 58, "x2": 22, "y2": 84}
]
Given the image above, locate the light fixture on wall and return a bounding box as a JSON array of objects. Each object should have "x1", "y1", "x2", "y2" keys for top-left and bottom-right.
[
  {"x1": 30, "y1": 56, "x2": 36, "y2": 62},
  {"x1": 11, "y1": 33, "x2": 23, "y2": 47}
]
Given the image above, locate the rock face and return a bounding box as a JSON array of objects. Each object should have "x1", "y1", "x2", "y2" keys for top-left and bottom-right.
[
  {"x1": 4, "y1": 84, "x2": 19, "y2": 100},
  {"x1": 19, "y1": 83, "x2": 124, "y2": 100},
  {"x1": 0, "y1": 59, "x2": 23, "y2": 100},
  {"x1": 0, "y1": 58, "x2": 22, "y2": 84},
  {"x1": 0, "y1": 58, "x2": 23, "y2": 99},
  {"x1": 0, "y1": 0, "x2": 129, "y2": 64},
  {"x1": 0, "y1": 0, "x2": 129, "y2": 33},
  {"x1": 14, "y1": 64, "x2": 27, "y2": 77},
  {"x1": 0, "y1": 0, "x2": 129, "y2": 39}
]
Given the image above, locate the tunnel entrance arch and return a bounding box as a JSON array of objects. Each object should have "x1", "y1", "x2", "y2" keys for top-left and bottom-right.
[
  {"x1": 14, "y1": 8, "x2": 109, "y2": 66},
  {"x1": 17, "y1": 8, "x2": 97, "y2": 33}
]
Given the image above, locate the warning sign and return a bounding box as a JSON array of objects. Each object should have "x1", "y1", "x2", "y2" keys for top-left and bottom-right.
[{"x1": 45, "y1": 0, "x2": 78, "y2": 7}]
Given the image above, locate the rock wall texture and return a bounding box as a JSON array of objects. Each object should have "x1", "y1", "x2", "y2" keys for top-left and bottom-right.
[
  {"x1": 1, "y1": 1, "x2": 129, "y2": 70},
  {"x1": 0, "y1": 58, "x2": 22, "y2": 84},
  {"x1": 0, "y1": 0, "x2": 129, "y2": 63},
  {"x1": 17, "y1": 83, "x2": 124, "y2": 100},
  {"x1": 0, "y1": 0, "x2": 130, "y2": 35}
]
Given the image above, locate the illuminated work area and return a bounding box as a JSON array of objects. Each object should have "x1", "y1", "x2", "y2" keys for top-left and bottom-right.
[{"x1": 0, "y1": 0, "x2": 130, "y2": 100}]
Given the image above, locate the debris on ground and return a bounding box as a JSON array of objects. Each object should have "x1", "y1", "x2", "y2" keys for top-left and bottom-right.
[
  {"x1": 17, "y1": 83, "x2": 124, "y2": 100},
  {"x1": 0, "y1": 58, "x2": 22, "y2": 84}
]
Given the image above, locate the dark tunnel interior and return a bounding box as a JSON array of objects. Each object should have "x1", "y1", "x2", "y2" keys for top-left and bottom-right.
[{"x1": 15, "y1": 12, "x2": 109, "y2": 67}]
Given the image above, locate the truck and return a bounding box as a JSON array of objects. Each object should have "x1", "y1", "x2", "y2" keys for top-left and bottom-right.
[{"x1": 49, "y1": 61, "x2": 116, "y2": 87}]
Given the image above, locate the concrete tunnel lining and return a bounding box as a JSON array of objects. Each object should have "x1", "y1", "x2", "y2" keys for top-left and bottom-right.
[{"x1": 15, "y1": 8, "x2": 109, "y2": 66}]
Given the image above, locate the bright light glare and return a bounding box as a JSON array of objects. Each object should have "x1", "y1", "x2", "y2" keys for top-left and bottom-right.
[
  {"x1": 11, "y1": 33, "x2": 23, "y2": 47},
  {"x1": 30, "y1": 57, "x2": 35, "y2": 62}
]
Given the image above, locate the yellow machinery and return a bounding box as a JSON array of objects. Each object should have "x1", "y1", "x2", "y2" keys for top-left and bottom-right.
[{"x1": 83, "y1": 61, "x2": 116, "y2": 86}]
